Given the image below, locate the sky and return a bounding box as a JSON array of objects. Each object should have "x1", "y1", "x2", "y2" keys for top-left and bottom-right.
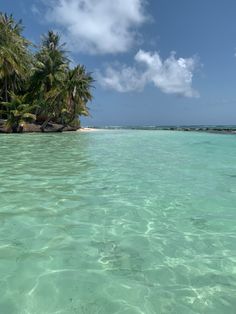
[{"x1": 2, "y1": 0, "x2": 236, "y2": 126}]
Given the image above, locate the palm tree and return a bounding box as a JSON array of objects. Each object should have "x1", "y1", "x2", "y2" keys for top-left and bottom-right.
[
  {"x1": 61, "y1": 65, "x2": 94, "y2": 127},
  {"x1": 0, "y1": 15, "x2": 94, "y2": 132},
  {"x1": 1, "y1": 94, "x2": 36, "y2": 132},
  {"x1": 0, "y1": 13, "x2": 31, "y2": 104},
  {"x1": 28, "y1": 31, "x2": 68, "y2": 129},
  {"x1": 28, "y1": 31, "x2": 94, "y2": 130}
]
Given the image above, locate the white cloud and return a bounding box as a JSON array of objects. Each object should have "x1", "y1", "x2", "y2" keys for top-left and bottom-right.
[
  {"x1": 96, "y1": 65, "x2": 146, "y2": 92},
  {"x1": 97, "y1": 50, "x2": 199, "y2": 97},
  {"x1": 31, "y1": 4, "x2": 40, "y2": 15},
  {"x1": 43, "y1": 0, "x2": 148, "y2": 54}
]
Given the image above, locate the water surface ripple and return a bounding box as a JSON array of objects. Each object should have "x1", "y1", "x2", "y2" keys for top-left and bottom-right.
[{"x1": 1, "y1": 130, "x2": 236, "y2": 313}]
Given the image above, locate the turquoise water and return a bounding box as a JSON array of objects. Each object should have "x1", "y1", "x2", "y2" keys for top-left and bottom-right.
[{"x1": 1, "y1": 130, "x2": 236, "y2": 314}]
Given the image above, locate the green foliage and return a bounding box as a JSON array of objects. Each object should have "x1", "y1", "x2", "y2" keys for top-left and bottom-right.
[
  {"x1": 1, "y1": 94, "x2": 37, "y2": 132},
  {"x1": 0, "y1": 13, "x2": 32, "y2": 103},
  {"x1": 0, "y1": 13, "x2": 94, "y2": 132}
]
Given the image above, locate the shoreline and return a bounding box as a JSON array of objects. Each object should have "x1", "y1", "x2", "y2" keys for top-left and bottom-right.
[
  {"x1": 79, "y1": 127, "x2": 99, "y2": 132},
  {"x1": 86, "y1": 126, "x2": 236, "y2": 135},
  {"x1": 1, "y1": 121, "x2": 236, "y2": 134}
]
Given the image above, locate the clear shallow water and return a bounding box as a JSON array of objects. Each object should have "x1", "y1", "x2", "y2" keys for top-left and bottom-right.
[{"x1": 0, "y1": 130, "x2": 236, "y2": 314}]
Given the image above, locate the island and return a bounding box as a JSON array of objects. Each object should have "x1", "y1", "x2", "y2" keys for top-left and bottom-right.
[{"x1": 0, "y1": 13, "x2": 94, "y2": 133}]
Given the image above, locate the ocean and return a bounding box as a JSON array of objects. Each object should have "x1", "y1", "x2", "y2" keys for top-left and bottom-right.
[{"x1": 0, "y1": 129, "x2": 236, "y2": 313}]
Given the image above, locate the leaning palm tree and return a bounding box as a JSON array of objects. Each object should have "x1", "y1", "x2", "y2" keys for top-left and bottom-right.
[{"x1": 0, "y1": 13, "x2": 31, "y2": 104}]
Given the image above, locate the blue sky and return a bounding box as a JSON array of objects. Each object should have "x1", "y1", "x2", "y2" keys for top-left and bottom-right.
[{"x1": 2, "y1": 0, "x2": 236, "y2": 126}]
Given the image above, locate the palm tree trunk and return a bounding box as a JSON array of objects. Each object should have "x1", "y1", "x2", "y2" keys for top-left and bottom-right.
[{"x1": 4, "y1": 78, "x2": 8, "y2": 102}]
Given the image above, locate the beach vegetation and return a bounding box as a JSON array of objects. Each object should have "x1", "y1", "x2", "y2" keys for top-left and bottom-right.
[{"x1": 0, "y1": 13, "x2": 94, "y2": 133}]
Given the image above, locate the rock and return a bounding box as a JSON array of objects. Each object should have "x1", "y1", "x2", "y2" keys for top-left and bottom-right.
[
  {"x1": 63, "y1": 125, "x2": 79, "y2": 132},
  {"x1": 0, "y1": 120, "x2": 79, "y2": 133},
  {"x1": 0, "y1": 126, "x2": 8, "y2": 133},
  {"x1": 22, "y1": 123, "x2": 42, "y2": 132},
  {"x1": 0, "y1": 120, "x2": 9, "y2": 133},
  {"x1": 42, "y1": 123, "x2": 65, "y2": 132}
]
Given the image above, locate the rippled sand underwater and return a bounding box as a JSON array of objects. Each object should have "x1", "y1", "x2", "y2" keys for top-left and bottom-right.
[{"x1": 1, "y1": 130, "x2": 236, "y2": 313}]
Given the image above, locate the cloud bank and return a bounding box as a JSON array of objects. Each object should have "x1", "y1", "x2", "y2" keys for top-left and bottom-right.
[
  {"x1": 43, "y1": 0, "x2": 148, "y2": 54},
  {"x1": 97, "y1": 50, "x2": 199, "y2": 97}
]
